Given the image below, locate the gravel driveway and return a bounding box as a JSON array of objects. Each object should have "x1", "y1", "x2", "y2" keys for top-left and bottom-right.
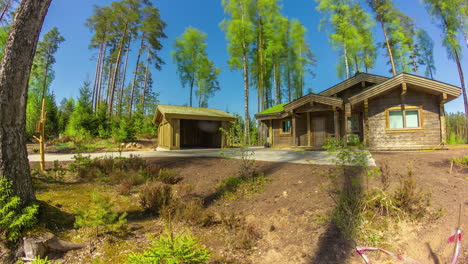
[{"x1": 28, "y1": 147, "x2": 375, "y2": 166}]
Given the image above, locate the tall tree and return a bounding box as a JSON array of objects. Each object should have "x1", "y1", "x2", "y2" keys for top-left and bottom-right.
[
  {"x1": 416, "y1": 29, "x2": 436, "y2": 79},
  {"x1": 172, "y1": 27, "x2": 207, "y2": 107},
  {"x1": 195, "y1": 58, "x2": 221, "y2": 107},
  {"x1": 424, "y1": 0, "x2": 468, "y2": 142},
  {"x1": 220, "y1": 0, "x2": 256, "y2": 144},
  {"x1": 0, "y1": 0, "x2": 52, "y2": 204},
  {"x1": 316, "y1": 0, "x2": 369, "y2": 79}
]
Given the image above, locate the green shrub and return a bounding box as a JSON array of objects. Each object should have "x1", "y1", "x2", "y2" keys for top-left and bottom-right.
[
  {"x1": 125, "y1": 229, "x2": 210, "y2": 264},
  {"x1": 163, "y1": 198, "x2": 213, "y2": 227},
  {"x1": 0, "y1": 178, "x2": 39, "y2": 241},
  {"x1": 157, "y1": 168, "x2": 181, "y2": 184},
  {"x1": 139, "y1": 182, "x2": 173, "y2": 215},
  {"x1": 74, "y1": 191, "x2": 127, "y2": 235},
  {"x1": 393, "y1": 167, "x2": 430, "y2": 219},
  {"x1": 451, "y1": 155, "x2": 468, "y2": 166}
]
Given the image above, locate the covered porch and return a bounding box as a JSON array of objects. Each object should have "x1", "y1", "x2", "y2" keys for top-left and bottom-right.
[{"x1": 257, "y1": 94, "x2": 346, "y2": 149}]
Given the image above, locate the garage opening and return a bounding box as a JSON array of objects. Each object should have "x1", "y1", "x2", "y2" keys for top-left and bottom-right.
[{"x1": 180, "y1": 119, "x2": 222, "y2": 148}]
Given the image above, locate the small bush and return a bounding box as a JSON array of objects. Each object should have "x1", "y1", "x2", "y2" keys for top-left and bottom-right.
[
  {"x1": 0, "y1": 178, "x2": 39, "y2": 241},
  {"x1": 163, "y1": 198, "x2": 213, "y2": 227},
  {"x1": 157, "y1": 168, "x2": 180, "y2": 184},
  {"x1": 451, "y1": 155, "x2": 468, "y2": 166},
  {"x1": 139, "y1": 182, "x2": 173, "y2": 215},
  {"x1": 118, "y1": 179, "x2": 133, "y2": 196},
  {"x1": 125, "y1": 228, "x2": 210, "y2": 264},
  {"x1": 216, "y1": 175, "x2": 271, "y2": 200},
  {"x1": 74, "y1": 191, "x2": 127, "y2": 235},
  {"x1": 393, "y1": 168, "x2": 430, "y2": 219}
]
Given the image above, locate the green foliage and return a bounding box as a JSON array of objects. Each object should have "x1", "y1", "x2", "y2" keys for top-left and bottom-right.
[
  {"x1": 0, "y1": 178, "x2": 39, "y2": 241},
  {"x1": 446, "y1": 112, "x2": 467, "y2": 144},
  {"x1": 451, "y1": 155, "x2": 468, "y2": 166},
  {"x1": 125, "y1": 228, "x2": 210, "y2": 264},
  {"x1": 74, "y1": 191, "x2": 127, "y2": 234},
  {"x1": 157, "y1": 168, "x2": 181, "y2": 184},
  {"x1": 416, "y1": 29, "x2": 436, "y2": 79},
  {"x1": 139, "y1": 182, "x2": 173, "y2": 215}
]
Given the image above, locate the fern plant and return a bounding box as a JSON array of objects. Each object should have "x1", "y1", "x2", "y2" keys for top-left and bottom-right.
[
  {"x1": 74, "y1": 191, "x2": 127, "y2": 235},
  {"x1": 0, "y1": 178, "x2": 39, "y2": 241},
  {"x1": 125, "y1": 228, "x2": 210, "y2": 264}
]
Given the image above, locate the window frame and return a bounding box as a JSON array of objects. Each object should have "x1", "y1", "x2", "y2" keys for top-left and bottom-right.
[
  {"x1": 385, "y1": 106, "x2": 424, "y2": 132},
  {"x1": 280, "y1": 119, "x2": 292, "y2": 136}
]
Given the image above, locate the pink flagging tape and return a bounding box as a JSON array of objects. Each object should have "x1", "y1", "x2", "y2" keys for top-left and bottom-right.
[
  {"x1": 355, "y1": 247, "x2": 422, "y2": 264},
  {"x1": 448, "y1": 229, "x2": 462, "y2": 264},
  {"x1": 356, "y1": 229, "x2": 463, "y2": 264}
]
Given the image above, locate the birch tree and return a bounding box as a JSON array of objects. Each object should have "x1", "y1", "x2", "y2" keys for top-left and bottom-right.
[{"x1": 220, "y1": 0, "x2": 256, "y2": 144}]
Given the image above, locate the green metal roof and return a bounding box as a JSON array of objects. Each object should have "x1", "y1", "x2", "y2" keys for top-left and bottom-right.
[
  {"x1": 257, "y1": 103, "x2": 288, "y2": 115},
  {"x1": 156, "y1": 104, "x2": 236, "y2": 119}
]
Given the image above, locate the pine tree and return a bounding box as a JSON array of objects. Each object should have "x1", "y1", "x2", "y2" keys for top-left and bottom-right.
[{"x1": 415, "y1": 29, "x2": 436, "y2": 79}]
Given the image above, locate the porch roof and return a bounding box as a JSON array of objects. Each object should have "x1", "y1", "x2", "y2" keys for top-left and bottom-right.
[
  {"x1": 318, "y1": 72, "x2": 388, "y2": 97},
  {"x1": 153, "y1": 104, "x2": 237, "y2": 124}
]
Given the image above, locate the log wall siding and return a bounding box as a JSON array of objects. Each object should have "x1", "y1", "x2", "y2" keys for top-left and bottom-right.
[
  {"x1": 367, "y1": 89, "x2": 441, "y2": 149},
  {"x1": 296, "y1": 114, "x2": 308, "y2": 146},
  {"x1": 272, "y1": 119, "x2": 292, "y2": 146}
]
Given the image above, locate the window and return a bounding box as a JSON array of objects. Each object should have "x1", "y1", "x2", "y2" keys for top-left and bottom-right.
[
  {"x1": 281, "y1": 120, "x2": 291, "y2": 134},
  {"x1": 347, "y1": 115, "x2": 359, "y2": 132},
  {"x1": 387, "y1": 108, "x2": 421, "y2": 130}
]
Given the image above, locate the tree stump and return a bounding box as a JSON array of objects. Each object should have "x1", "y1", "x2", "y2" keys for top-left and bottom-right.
[{"x1": 23, "y1": 232, "x2": 85, "y2": 260}]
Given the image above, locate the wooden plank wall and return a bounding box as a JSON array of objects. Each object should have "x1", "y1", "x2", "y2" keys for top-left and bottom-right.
[
  {"x1": 272, "y1": 119, "x2": 292, "y2": 147},
  {"x1": 367, "y1": 89, "x2": 441, "y2": 149}
]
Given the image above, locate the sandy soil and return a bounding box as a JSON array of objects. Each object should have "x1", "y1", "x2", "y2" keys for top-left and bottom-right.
[{"x1": 19, "y1": 148, "x2": 468, "y2": 263}]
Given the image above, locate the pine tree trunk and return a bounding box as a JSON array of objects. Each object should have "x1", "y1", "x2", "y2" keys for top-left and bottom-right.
[
  {"x1": 118, "y1": 37, "x2": 131, "y2": 116},
  {"x1": 0, "y1": 0, "x2": 11, "y2": 24},
  {"x1": 189, "y1": 78, "x2": 194, "y2": 107},
  {"x1": 141, "y1": 48, "x2": 150, "y2": 107},
  {"x1": 92, "y1": 42, "x2": 103, "y2": 111},
  {"x1": 453, "y1": 50, "x2": 468, "y2": 143},
  {"x1": 0, "y1": 0, "x2": 52, "y2": 204},
  {"x1": 274, "y1": 63, "x2": 279, "y2": 105},
  {"x1": 243, "y1": 49, "x2": 250, "y2": 145},
  {"x1": 381, "y1": 20, "x2": 397, "y2": 76},
  {"x1": 129, "y1": 35, "x2": 144, "y2": 116},
  {"x1": 287, "y1": 66, "x2": 291, "y2": 103},
  {"x1": 96, "y1": 42, "x2": 107, "y2": 112},
  {"x1": 108, "y1": 23, "x2": 128, "y2": 116}
]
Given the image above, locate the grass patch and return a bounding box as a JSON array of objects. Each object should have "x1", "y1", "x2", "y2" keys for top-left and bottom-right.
[
  {"x1": 216, "y1": 174, "x2": 271, "y2": 200},
  {"x1": 451, "y1": 155, "x2": 468, "y2": 166}
]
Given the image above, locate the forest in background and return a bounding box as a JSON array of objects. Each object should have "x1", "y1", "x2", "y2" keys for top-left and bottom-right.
[{"x1": 0, "y1": 0, "x2": 466, "y2": 145}]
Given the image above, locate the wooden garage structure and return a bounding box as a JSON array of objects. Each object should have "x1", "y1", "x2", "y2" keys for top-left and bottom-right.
[{"x1": 153, "y1": 105, "x2": 236, "y2": 150}]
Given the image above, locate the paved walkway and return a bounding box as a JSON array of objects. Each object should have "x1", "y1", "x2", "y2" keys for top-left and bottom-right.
[{"x1": 28, "y1": 147, "x2": 375, "y2": 166}]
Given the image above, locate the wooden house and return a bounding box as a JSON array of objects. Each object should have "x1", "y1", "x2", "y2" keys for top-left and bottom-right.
[
  {"x1": 153, "y1": 105, "x2": 236, "y2": 150},
  {"x1": 255, "y1": 73, "x2": 461, "y2": 150}
]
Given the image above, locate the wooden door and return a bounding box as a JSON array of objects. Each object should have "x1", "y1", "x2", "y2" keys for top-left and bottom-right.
[{"x1": 312, "y1": 117, "x2": 326, "y2": 147}]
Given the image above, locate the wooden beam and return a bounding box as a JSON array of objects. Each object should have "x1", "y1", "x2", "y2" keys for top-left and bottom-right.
[
  {"x1": 307, "y1": 112, "x2": 311, "y2": 146},
  {"x1": 344, "y1": 103, "x2": 351, "y2": 144},
  {"x1": 441, "y1": 92, "x2": 448, "y2": 104},
  {"x1": 361, "y1": 81, "x2": 366, "y2": 88},
  {"x1": 401, "y1": 82, "x2": 407, "y2": 96},
  {"x1": 363, "y1": 99, "x2": 369, "y2": 145}
]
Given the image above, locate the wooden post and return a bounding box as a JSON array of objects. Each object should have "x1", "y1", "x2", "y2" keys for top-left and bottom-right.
[
  {"x1": 307, "y1": 112, "x2": 311, "y2": 147},
  {"x1": 440, "y1": 93, "x2": 447, "y2": 144},
  {"x1": 333, "y1": 107, "x2": 340, "y2": 140},
  {"x1": 169, "y1": 119, "x2": 174, "y2": 149},
  {"x1": 33, "y1": 98, "x2": 47, "y2": 172},
  {"x1": 344, "y1": 103, "x2": 351, "y2": 145},
  {"x1": 292, "y1": 112, "x2": 297, "y2": 146},
  {"x1": 269, "y1": 119, "x2": 273, "y2": 146},
  {"x1": 363, "y1": 99, "x2": 369, "y2": 145}
]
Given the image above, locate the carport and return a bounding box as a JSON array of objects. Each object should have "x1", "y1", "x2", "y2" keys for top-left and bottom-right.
[{"x1": 153, "y1": 105, "x2": 237, "y2": 150}]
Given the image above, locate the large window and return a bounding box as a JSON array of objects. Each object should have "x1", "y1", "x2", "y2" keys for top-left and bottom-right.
[
  {"x1": 387, "y1": 107, "x2": 421, "y2": 130},
  {"x1": 281, "y1": 120, "x2": 291, "y2": 134}
]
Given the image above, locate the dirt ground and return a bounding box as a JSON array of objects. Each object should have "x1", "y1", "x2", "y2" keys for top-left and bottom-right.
[{"x1": 20, "y1": 148, "x2": 468, "y2": 263}]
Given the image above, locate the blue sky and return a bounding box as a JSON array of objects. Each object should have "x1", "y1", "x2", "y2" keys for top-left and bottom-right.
[{"x1": 41, "y1": 0, "x2": 467, "y2": 116}]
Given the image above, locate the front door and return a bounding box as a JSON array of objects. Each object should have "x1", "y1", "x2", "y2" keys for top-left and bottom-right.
[{"x1": 312, "y1": 117, "x2": 326, "y2": 147}]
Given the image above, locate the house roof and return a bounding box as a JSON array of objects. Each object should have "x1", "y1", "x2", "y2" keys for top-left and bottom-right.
[
  {"x1": 318, "y1": 72, "x2": 388, "y2": 97},
  {"x1": 348, "y1": 73, "x2": 461, "y2": 105},
  {"x1": 153, "y1": 104, "x2": 237, "y2": 123},
  {"x1": 255, "y1": 94, "x2": 343, "y2": 120}
]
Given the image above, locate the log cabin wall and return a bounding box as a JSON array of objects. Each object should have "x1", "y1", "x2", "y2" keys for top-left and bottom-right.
[
  {"x1": 367, "y1": 89, "x2": 441, "y2": 149},
  {"x1": 272, "y1": 118, "x2": 293, "y2": 147}
]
